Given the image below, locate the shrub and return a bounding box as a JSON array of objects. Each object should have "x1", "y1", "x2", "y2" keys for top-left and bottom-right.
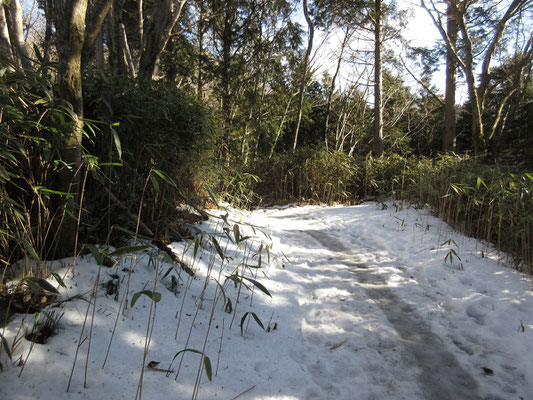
[
  {"x1": 247, "y1": 147, "x2": 356, "y2": 205},
  {"x1": 0, "y1": 64, "x2": 82, "y2": 277},
  {"x1": 221, "y1": 148, "x2": 532, "y2": 274},
  {"x1": 83, "y1": 76, "x2": 217, "y2": 241}
]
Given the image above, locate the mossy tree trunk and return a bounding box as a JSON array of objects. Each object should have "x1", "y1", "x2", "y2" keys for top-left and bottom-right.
[
  {"x1": 50, "y1": 0, "x2": 111, "y2": 256},
  {"x1": 53, "y1": 0, "x2": 88, "y2": 256}
]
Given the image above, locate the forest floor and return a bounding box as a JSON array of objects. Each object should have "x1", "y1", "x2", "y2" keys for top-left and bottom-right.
[{"x1": 1, "y1": 202, "x2": 532, "y2": 400}]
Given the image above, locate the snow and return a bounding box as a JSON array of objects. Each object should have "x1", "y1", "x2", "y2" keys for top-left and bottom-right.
[{"x1": 1, "y1": 201, "x2": 532, "y2": 400}]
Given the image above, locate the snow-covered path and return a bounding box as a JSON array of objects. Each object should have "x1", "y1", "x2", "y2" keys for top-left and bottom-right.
[
  {"x1": 248, "y1": 204, "x2": 532, "y2": 400},
  {"x1": 304, "y1": 229, "x2": 480, "y2": 400},
  {"x1": 1, "y1": 202, "x2": 532, "y2": 400}
]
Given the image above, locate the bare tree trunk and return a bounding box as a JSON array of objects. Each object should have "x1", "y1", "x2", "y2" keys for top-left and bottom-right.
[
  {"x1": 196, "y1": 1, "x2": 205, "y2": 99},
  {"x1": 443, "y1": 1, "x2": 457, "y2": 153},
  {"x1": 138, "y1": 0, "x2": 187, "y2": 79},
  {"x1": 373, "y1": 0, "x2": 383, "y2": 157},
  {"x1": 107, "y1": 1, "x2": 128, "y2": 75},
  {"x1": 0, "y1": 5, "x2": 14, "y2": 67},
  {"x1": 81, "y1": 0, "x2": 113, "y2": 71},
  {"x1": 324, "y1": 26, "x2": 350, "y2": 151},
  {"x1": 292, "y1": 0, "x2": 314, "y2": 151},
  {"x1": 269, "y1": 95, "x2": 294, "y2": 159},
  {"x1": 138, "y1": 0, "x2": 143, "y2": 66},
  {"x1": 105, "y1": 0, "x2": 134, "y2": 77},
  {"x1": 220, "y1": 3, "x2": 234, "y2": 157},
  {"x1": 5, "y1": 0, "x2": 32, "y2": 70},
  {"x1": 456, "y1": 10, "x2": 484, "y2": 154}
]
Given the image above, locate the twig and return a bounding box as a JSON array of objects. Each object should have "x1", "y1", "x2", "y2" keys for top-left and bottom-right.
[
  {"x1": 216, "y1": 318, "x2": 224, "y2": 377},
  {"x1": 231, "y1": 385, "x2": 256, "y2": 400},
  {"x1": 153, "y1": 239, "x2": 195, "y2": 276}
]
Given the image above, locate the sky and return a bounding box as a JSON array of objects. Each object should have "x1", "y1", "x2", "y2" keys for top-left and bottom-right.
[{"x1": 305, "y1": 1, "x2": 471, "y2": 103}]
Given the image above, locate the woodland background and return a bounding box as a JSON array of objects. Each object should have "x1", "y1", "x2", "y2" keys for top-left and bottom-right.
[{"x1": 0, "y1": 0, "x2": 532, "y2": 283}]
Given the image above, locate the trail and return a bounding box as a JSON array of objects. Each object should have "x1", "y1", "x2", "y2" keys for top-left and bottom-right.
[
  {"x1": 305, "y1": 229, "x2": 482, "y2": 400},
  {"x1": 2, "y1": 203, "x2": 532, "y2": 400},
  {"x1": 256, "y1": 204, "x2": 531, "y2": 400}
]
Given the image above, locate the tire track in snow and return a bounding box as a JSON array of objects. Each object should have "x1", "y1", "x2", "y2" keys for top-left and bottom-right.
[{"x1": 305, "y1": 229, "x2": 483, "y2": 400}]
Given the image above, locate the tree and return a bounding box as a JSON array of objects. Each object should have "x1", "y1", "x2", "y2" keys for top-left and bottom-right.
[
  {"x1": 372, "y1": 0, "x2": 383, "y2": 156},
  {"x1": 49, "y1": 0, "x2": 111, "y2": 254},
  {"x1": 443, "y1": 0, "x2": 457, "y2": 152},
  {"x1": 422, "y1": 0, "x2": 533, "y2": 154},
  {"x1": 104, "y1": 0, "x2": 133, "y2": 76},
  {"x1": 138, "y1": 0, "x2": 187, "y2": 79},
  {"x1": 3, "y1": 0, "x2": 32, "y2": 70},
  {"x1": 0, "y1": 4, "x2": 14, "y2": 67},
  {"x1": 292, "y1": 0, "x2": 314, "y2": 151}
]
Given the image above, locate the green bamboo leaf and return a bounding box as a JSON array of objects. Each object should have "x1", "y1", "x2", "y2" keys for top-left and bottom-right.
[
  {"x1": 240, "y1": 312, "x2": 249, "y2": 336},
  {"x1": 162, "y1": 266, "x2": 173, "y2": 280},
  {"x1": 34, "y1": 186, "x2": 72, "y2": 196},
  {"x1": 184, "y1": 239, "x2": 194, "y2": 255},
  {"x1": 203, "y1": 354, "x2": 213, "y2": 381},
  {"x1": 152, "y1": 169, "x2": 177, "y2": 188},
  {"x1": 0, "y1": 165, "x2": 10, "y2": 181},
  {"x1": 225, "y1": 274, "x2": 240, "y2": 286},
  {"x1": 25, "y1": 277, "x2": 58, "y2": 294},
  {"x1": 225, "y1": 298, "x2": 233, "y2": 314},
  {"x1": 223, "y1": 227, "x2": 233, "y2": 243},
  {"x1": 240, "y1": 312, "x2": 265, "y2": 336},
  {"x1": 204, "y1": 184, "x2": 219, "y2": 208},
  {"x1": 0, "y1": 332, "x2": 11, "y2": 361},
  {"x1": 33, "y1": 311, "x2": 41, "y2": 326},
  {"x1": 131, "y1": 291, "x2": 162, "y2": 308},
  {"x1": 22, "y1": 239, "x2": 40, "y2": 263},
  {"x1": 111, "y1": 127, "x2": 122, "y2": 159},
  {"x1": 211, "y1": 237, "x2": 224, "y2": 261},
  {"x1": 161, "y1": 250, "x2": 174, "y2": 265},
  {"x1": 33, "y1": 43, "x2": 44, "y2": 63},
  {"x1": 251, "y1": 312, "x2": 265, "y2": 330},
  {"x1": 241, "y1": 276, "x2": 271, "y2": 297},
  {"x1": 193, "y1": 237, "x2": 200, "y2": 259},
  {"x1": 86, "y1": 243, "x2": 103, "y2": 265},
  {"x1": 172, "y1": 348, "x2": 203, "y2": 360},
  {"x1": 24, "y1": 278, "x2": 40, "y2": 292},
  {"x1": 52, "y1": 273, "x2": 66, "y2": 288},
  {"x1": 170, "y1": 349, "x2": 212, "y2": 381},
  {"x1": 109, "y1": 245, "x2": 150, "y2": 257},
  {"x1": 233, "y1": 224, "x2": 241, "y2": 243},
  {"x1": 150, "y1": 175, "x2": 160, "y2": 194}
]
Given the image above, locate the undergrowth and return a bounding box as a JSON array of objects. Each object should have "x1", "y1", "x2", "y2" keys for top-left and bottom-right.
[
  {"x1": 220, "y1": 148, "x2": 533, "y2": 274},
  {"x1": 1, "y1": 66, "x2": 217, "y2": 333}
]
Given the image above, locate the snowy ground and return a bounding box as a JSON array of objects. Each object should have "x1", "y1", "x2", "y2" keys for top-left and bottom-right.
[{"x1": 1, "y1": 202, "x2": 532, "y2": 400}]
